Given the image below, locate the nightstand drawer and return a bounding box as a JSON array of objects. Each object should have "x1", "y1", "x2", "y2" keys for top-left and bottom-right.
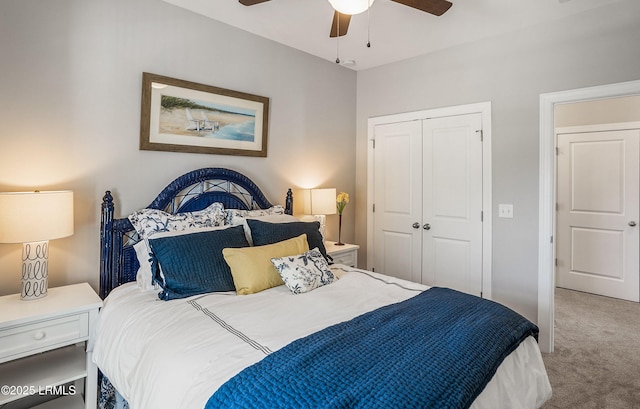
[
  {"x1": 331, "y1": 251, "x2": 356, "y2": 267},
  {"x1": 0, "y1": 313, "x2": 89, "y2": 362}
]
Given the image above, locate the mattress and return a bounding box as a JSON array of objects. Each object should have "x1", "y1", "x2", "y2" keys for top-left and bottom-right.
[{"x1": 92, "y1": 266, "x2": 551, "y2": 409}]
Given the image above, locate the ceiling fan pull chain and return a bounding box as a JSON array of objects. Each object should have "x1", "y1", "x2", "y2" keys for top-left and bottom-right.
[
  {"x1": 335, "y1": 12, "x2": 341, "y2": 63},
  {"x1": 367, "y1": 0, "x2": 371, "y2": 47}
]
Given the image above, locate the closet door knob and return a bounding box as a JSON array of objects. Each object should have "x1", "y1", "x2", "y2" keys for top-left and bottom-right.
[
  {"x1": 423, "y1": 223, "x2": 431, "y2": 230},
  {"x1": 412, "y1": 222, "x2": 420, "y2": 229},
  {"x1": 629, "y1": 221, "x2": 637, "y2": 227}
]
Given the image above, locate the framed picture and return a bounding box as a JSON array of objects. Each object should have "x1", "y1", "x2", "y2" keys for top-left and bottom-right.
[{"x1": 140, "y1": 73, "x2": 269, "y2": 157}]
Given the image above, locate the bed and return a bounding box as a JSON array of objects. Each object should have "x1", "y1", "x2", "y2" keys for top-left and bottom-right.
[{"x1": 93, "y1": 167, "x2": 552, "y2": 409}]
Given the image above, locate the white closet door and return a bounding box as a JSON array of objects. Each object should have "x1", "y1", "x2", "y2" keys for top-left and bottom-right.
[
  {"x1": 421, "y1": 114, "x2": 483, "y2": 296},
  {"x1": 556, "y1": 126, "x2": 640, "y2": 302},
  {"x1": 373, "y1": 120, "x2": 423, "y2": 283}
]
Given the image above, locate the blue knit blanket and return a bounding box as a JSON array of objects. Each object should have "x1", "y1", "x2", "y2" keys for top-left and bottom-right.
[{"x1": 205, "y1": 287, "x2": 539, "y2": 409}]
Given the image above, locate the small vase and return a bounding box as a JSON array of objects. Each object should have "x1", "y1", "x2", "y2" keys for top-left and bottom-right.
[{"x1": 336, "y1": 214, "x2": 345, "y2": 245}]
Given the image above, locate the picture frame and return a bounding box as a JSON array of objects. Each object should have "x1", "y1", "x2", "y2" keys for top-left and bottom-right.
[{"x1": 140, "y1": 73, "x2": 269, "y2": 157}]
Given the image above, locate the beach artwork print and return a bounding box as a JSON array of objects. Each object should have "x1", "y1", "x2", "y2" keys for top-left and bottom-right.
[
  {"x1": 159, "y1": 96, "x2": 256, "y2": 142},
  {"x1": 140, "y1": 73, "x2": 269, "y2": 157}
]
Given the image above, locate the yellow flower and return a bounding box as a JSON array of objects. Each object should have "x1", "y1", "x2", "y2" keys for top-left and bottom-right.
[{"x1": 336, "y1": 192, "x2": 349, "y2": 215}]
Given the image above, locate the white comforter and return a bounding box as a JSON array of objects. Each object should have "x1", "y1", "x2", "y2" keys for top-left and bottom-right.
[{"x1": 92, "y1": 266, "x2": 551, "y2": 409}]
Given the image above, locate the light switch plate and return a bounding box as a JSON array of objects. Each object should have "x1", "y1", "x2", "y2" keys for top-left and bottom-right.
[{"x1": 498, "y1": 204, "x2": 514, "y2": 218}]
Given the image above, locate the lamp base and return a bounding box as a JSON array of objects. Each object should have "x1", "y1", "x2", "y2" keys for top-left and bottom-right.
[
  {"x1": 21, "y1": 240, "x2": 49, "y2": 301},
  {"x1": 300, "y1": 214, "x2": 328, "y2": 241}
]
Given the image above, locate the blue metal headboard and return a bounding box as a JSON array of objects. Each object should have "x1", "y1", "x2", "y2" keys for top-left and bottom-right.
[{"x1": 99, "y1": 167, "x2": 293, "y2": 299}]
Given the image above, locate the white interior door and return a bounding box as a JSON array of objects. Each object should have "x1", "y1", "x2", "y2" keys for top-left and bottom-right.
[
  {"x1": 421, "y1": 114, "x2": 483, "y2": 296},
  {"x1": 556, "y1": 125, "x2": 640, "y2": 302},
  {"x1": 373, "y1": 120, "x2": 423, "y2": 283}
]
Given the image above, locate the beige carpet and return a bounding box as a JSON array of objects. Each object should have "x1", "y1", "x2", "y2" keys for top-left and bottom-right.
[{"x1": 541, "y1": 288, "x2": 640, "y2": 408}]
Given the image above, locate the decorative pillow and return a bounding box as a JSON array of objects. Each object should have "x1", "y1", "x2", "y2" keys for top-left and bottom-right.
[
  {"x1": 246, "y1": 219, "x2": 330, "y2": 261},
  {"x1": 230, "y1": 213, "x2": 300, "y2": 245},
  {"x1": 128, "y1": 202, "x2": 226, "y2": 290},
  {"x1": 129, "y1": 202, "x2": 226, "y2": 238},
  {"x1": 224, "y1": 205, "x2": 285, "y2": 225},
  {"x1": 136, "y1": 225, "x2": 234, "y2": 290},
  {"x1": 271, "y1": 248, "x2": 335, "y2": 294},
  {"x1": 222, "y1": 234, "x2": 309, "y2": 295},
  {"x1": 148, "y1": 225, "x2": 249, "y2": 300}
]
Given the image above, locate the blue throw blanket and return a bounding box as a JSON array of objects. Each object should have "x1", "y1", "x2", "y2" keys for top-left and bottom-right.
[{"x1": 205, "y1": 287, "x2": 538, "y2": 409}]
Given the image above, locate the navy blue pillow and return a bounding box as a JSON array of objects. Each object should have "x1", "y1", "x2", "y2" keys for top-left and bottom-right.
[
  {"x1": 246, "y1": 220, "x2": 329, "y2": 261},
  {"x1": 148, "y1": 225, "x2": 249, "y2": 300}
]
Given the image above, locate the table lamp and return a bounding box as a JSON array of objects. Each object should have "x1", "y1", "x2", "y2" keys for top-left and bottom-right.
[
  {"x1": 0, "y1": 191, "x2": 74, "y2": 300},
  {"x1": 302, "y1": 188, "x2": 336, "y2": 240}
]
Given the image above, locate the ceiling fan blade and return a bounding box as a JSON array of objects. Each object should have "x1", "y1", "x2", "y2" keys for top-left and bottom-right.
[
  {"x1": 391, "y1": 0, "x2": 452, "y2": 16},
  {"x1": 239, "y1": 0, "x2": 271, "y2": 6},
  {"x1": 330, "y1": 11, "x2": 351, "y2": 38}
]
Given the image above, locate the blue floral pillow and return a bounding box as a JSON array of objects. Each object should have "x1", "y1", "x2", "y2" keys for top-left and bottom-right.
[
  {"x1": 128, "y1": 202, "x2": 226, "y2": 238},
  {"x1": 271, "y1": 248, "x2": 335, "y2": 294},
  {"x1": 225, "y1": 205, "x2": 285, "y2": 225}
]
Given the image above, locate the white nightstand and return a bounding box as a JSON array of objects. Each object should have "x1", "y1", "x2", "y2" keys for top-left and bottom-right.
[
  {"x1": 0, "y1": 283, "x2": 102, "y2": 409},
  {"x1": 325, "y1": 241, "x2": 360, "y2": 267}
]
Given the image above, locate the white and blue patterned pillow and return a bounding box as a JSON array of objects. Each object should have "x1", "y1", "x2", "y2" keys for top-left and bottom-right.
[
  {"x1": 128, "y1": 202, "x2": 226, "y2": 238},
  {"x1": 225, "y1": 205, "x2": 285, "y2": 225},
  {"x1": 271, "y1": 248, "x2": 335, "y2": 294}
]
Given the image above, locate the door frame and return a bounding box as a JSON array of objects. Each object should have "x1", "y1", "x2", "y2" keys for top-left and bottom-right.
[
  {"x1": 538, "y1": 79, "x2": 640, "y2": 353},
  {"x1": 367, "y1": 101, "x2": 493, "y2": 299}
]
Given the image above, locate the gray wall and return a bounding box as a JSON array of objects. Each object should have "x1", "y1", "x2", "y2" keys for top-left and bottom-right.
[
  {"x1": 355, "y1": 0, "x2": 640, "y2": 321},
  {"x1": 0, "y1": 0, "x2": 357, "y2": 295}
]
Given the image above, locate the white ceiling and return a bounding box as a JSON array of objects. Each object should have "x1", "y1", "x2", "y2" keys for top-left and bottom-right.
[{"x1": 162, "y1": 0, "x2": 623, "y2": 71}]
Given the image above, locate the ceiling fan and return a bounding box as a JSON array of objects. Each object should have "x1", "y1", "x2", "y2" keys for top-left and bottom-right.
[{"x1": 239, "y1": 0, "x2": 453, "y2": 38}]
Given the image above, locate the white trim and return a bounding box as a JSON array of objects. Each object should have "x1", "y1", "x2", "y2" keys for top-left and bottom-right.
[
  {"x1": 538, "y1": 80, "x2": 640, "y2": 353},
  {"x1": 367, "y1": 102, "x2": 493, "y2": 299}
]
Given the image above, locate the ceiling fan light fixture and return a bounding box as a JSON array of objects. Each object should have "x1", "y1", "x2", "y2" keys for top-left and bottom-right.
[{"x1": 328, "y1": 0, "x2": 375, "y2": 15}]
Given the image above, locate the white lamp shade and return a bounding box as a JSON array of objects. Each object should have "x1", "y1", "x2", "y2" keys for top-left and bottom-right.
[
  {"x1": 308, "y1": 188, "x2": 337, "y2": 215},
  {"x1": 0, "y1": 191, "x2": 74, "y2": 244},
  {"x1": 328, "y1": 0, "x2": 375, "y2": 15}
]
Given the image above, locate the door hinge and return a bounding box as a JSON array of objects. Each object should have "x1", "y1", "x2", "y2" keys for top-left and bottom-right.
[
  {"x1": 550, "y1": 235, "x2": 554, "y2": 244},
  {"x1": 373, "y1": 203, "x2": 375, "y2": 213},
  {"x1": 556, "y1": 203, "x2": 559, "y2": 211},
  {"x1": 555, "y1": 258, "x2": 558, "y2": 267},
  {"x1": 372, "y1": 139, "x2": 376, "y2": 149},
  {"x1": 476, "y1": 129, "x2": 483, "y2": 142},
  {"x1": 481, "y1": 210, "x2": 484, "y2": 222},
  {"x1": 555, "y1": 147, "x2": 559, "y2": 155}
]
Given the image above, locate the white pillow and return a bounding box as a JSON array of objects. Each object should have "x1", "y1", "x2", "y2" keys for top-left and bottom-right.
[
  {"x1": 133, "y1": 240, "x2": 157, "y2": 291},
  {"x1": 271, "y1": 248, "x2": 335, "y2": 294}
]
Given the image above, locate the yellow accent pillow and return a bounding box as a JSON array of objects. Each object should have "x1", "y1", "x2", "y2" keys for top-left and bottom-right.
[{"x1": 223, "y1": 234, "x2": 309, "y2": 295}]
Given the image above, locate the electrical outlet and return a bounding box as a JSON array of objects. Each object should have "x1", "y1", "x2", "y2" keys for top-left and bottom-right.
[{"x1": 498, "y1": 204, "x2": 514, "y2": 218}]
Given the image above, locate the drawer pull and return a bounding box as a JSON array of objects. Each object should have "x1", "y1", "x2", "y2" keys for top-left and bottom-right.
[{"x1": 33, "y1": 331, "x2": 46, "y2": 340}]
